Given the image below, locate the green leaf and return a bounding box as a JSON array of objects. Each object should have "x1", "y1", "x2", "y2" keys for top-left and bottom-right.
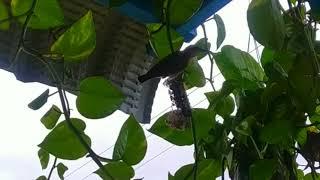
[
  {"x1": 109, "y1": 0, "x2": 127, "y2": 7},
  {"x1": 28, "y1": 89, "x2": 49, "y2": 110},
  {"x1": 36, "y1": 176, "x2": 47, "y2": 180},
  {"x1": 304, "y1": 173, "x2": 320, "y2": 180},
  {"x1": 296, "y1": 128, "x2": 307, "y2": 146},
  {"x1": 76, "y1": 76, "x2": 125, "y2": 119},
  {"x1": 41, "y1": 105, "x2": 62, "y2": 129},
  {"x1": 113, "y1": 116, "x2": 147, "y2": 165},
  {"x1": 95, "y1": 162, "x2": 134, "y2": 180},
  {"x1": 249, "y1": 159, "x2": 278, "y2": 180},
  {"x1": 247, "y1": 0, "x2": 285, "y2": 50},
  {"x1": 235, "y1": 116, "x2": 256, "y2": 136},
  {"x1": 11, "y1": 0, "x2": 64, "y2": 29},
  {"x1": 183, "y1": 60, "x2": 206, "y2": 89},
  {"x1": 148, "y1": 23, "x2": 184, "y2": 59},
  {"x1": 213, "y1": 14, "x2": 226, "y2": 49},
  {"x1": 51, "y1": 10, "x2": 96, "y2": 61},
  {"x1": 149, "y1": 108, "x2": 215, "y2": 146},
  {"x1": 38, "y1": 118, "x2": 91, "y2": 160},
  {"x1": 214, "y1": 45, "x2": 265, "y2": 90},
  {"x1": 260, "y1": 119, "x2": 293, "y2": 145},
  {"x1": 205, "y1": 90, "x2": 235, "y2": 117},
  {"x1": 193, "y1": 38, "x2": 211, "y2": 60},
  {"x1": 173, "y1": 159, "x2": 221, "y2": 180},
  {"x1": 38, "y1": 148, "x2": 50, "y2": 170},
  {"x1": 0, "y1": 0, "x2": 9, "y2": 30},
  {"x1": 169, "y1": 0, "x2": 203, "y2": 26},
  {"x1": 57, "y1": 163, "x2": 68, "y2": 180}
]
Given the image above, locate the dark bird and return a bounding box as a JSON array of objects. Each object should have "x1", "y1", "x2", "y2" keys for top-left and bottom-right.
[{"x1": 138, "y1": 46, "x2": 206, "y2": 83}]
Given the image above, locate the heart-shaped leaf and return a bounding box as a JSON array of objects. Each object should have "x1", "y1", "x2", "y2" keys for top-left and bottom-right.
[
  {"x1": 39, "y1": 118, "x2": 91, "y2": 160},
  {"x1": 95, "y1": 162, "x2": 134, "y2": 180},
  {"x1": 183, "y1": 60, "x2": 206, "y2": 89},
  {"x1": 249, "y1": 159, "x2": 278, "y2": 180},
  {"x1": 51, "y1": 10, "x2": 96, "y2": 61},
  {"x1": 38, "y1": 148, "x2": 50, "y2": 170},
  {"x1": 41, "y1": 105, "x2": 62, "y2": 129},
  {"x1": 0, "y1": 0, "x2": 9, "y2": 30},
  {"x1": 11, "y1": 0, "x2": 64, "y2": 29},
  {"x1": 169, "y1": 0, "x2": 203, "y2": 26},
  {"x1": 149, "y1": 109, "x2": 215, "y2": 146},
  {"x1": 113, "y1": 116, "x2": 147, "y2": 165},
  {"x1": 213, "y1": 14, "x2": 226, "y2": 49},
  {"x1": 76, "y1": 76, "x2": 125, "y2": 119},
  {"x1": 57, "y1": 163, "x2": 68, "y2": 180},
  {"x1": 28, "y1": 89, "x2": 49, "y2": 110}
]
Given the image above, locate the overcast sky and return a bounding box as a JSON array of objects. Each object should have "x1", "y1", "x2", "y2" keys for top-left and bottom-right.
[{"x1": 0, "y1": 0, "x2": 298, "y2": 179}]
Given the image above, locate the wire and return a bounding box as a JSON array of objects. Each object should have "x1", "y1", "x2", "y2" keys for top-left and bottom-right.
[
  {"x1": 64, "y1": 83, "x2": 204, "y2": 179},
  {"x1": 80, "y1": 97, "x2": 208, "y2": 180}
]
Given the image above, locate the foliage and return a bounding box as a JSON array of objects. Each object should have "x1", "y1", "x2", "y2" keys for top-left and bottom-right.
[{"x1": 1, "y1": 0, "x2": 320, "y2": 179}]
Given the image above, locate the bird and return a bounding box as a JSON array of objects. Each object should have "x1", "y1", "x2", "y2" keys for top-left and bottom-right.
[{"x1": 138, "y1": 46, "x2": 207, "y2": 83}]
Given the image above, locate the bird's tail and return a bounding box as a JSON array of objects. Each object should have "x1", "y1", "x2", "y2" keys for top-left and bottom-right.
[{"x1": 138, "y1": 74, "x2": 148, "y2": 83}]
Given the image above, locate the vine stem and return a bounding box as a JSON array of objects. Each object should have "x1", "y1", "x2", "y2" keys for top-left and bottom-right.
[
  {"x1": 47, "y1": 157, "x2": 57, "y2": 180},
  {"x1": 201, "y1": 24, "x2": 216, "y2": 91},
  {"x1": 7, "y1": 3, "x2": 113, "y2": 176},
  {"x1": 250, "y1": 136, "x2": 263, "y2": 159}
]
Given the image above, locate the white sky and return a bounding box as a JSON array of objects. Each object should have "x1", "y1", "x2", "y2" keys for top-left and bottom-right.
[{"x1": 0, "y1": 0, "x2": 305, "y2": 179}]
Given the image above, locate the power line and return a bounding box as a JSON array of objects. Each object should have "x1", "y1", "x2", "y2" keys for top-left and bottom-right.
[
  {"x1": 64, "y1": 81, "x2": 207, "y2": 179},
  {"x1": 80, "y1": 96, "x2": 208, "y2": 180}
]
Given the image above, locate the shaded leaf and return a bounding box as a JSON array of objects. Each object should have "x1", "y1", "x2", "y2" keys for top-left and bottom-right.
[
  {"x1": 214, "y1": 45, "x2": 265, "y2": 90},
  {"x1": 0, "y1": 0, "x2": 9, "y2": 30},
  {"x1": 51, "y1": 10, "x2": 96, "y2": 61},
  {"x1": 235, "y1": 116, "x2": 256, "y2": 136},
  {"x1": 113, "y1": 116, "x2": 147, "y2": 165},
  {"x1": 304, "y1": 173, "x2": 320, "y2": 180},
  {"x1": 260, "y1": 119, "x2": 293, "y2": 145},
  {"x1": 183, "y1": 60, "x2": 206, "y2": 89},
  {"x1": 39, "y1": 118, "x2": 91, "y2": 160},
  {"x1": 213, "y1": 14, "x2": 225, "y2": 49},
  {"x1": 169, "y1": 0, "x2": 203, "y2": 26},
  {"x1": 247, "y1": 0, "x2": 285, "y2": 50},
  {"x1": 109, "y1": 0, "x2": 127, "y2": 7},
  {"x1": 193, "y1": 38, "x2": 211, "y2": 60},
  {"x1": 149, "y1": 109, "x2": 215, "y2": 146},
  {"x1": 173, "y1": 159, "x2": 221, "y2": 180},
  {"x1": 95, "y1": 162, "x2": 134, "y2": 180},
  {"x1": 57, "y1": 163, "x2": 68, "y2": 180},
  {"x1": 148, "y1": 23, "x2": 184, "y2": 59},
  {"x1": 36, "y1": 176, "x2": 47, "y2": 180},
  {"x1": 38, "y1": 148, "x2": 50, "y2": 169},
  {"x1": 76, "y1": 76, "x2": 125, "y2": 119},
  {"x1": 41, "y1": 105, "x2": 62, "y2": 129},
  {"x1": 11, "y1": 0, "x2": 64, "y2": 29},
  {"x1": 205, "y1": 89, "x2": 235, "y2": 117},
  {"x1": 28, "y1": 89, "x2": 49, "y2": 110},
  {"x1": 249, "y1": 159, "x2": 278, "y2": 180}
]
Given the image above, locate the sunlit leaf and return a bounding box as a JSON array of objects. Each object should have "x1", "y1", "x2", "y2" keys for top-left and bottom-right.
[
  {"x1": 173, "y1": 159, "x2": 221, "y2": 180},
  {"x1": 95, "y1": 162, "x2": 134, "y2": 180},
  {"x1": 0, "y1": 0, "x2": 9, "y2": 30},
  {"x1": 149, "y1": 109, "x2": 215, "y2": 146},
  {"x1": 38, "y1": 148, "x2": 50, "y2": 170},
  {"x1": 183, "y1": 60, "x2": 206, "y2": 89},
  {"x1": 249, "y1": 159, "x2": 278, "y2": 180},
  {"x1": 51, "y1": 10, "x2": 96, "y2": 61},
  {"x1": 11, "y1": 0, "x2": 64, "y2": 29},
  {"x1": 57, "y1": 163, "x2": 68, "y2": 180},
  {"x1": 247, "y1": 0, "x2": 285, "y2": 50},
  {"x1": 76, "y1": 76, "x2": 125, "y2": 119},
  {"x1": 169, "y1": 0, "x2": 203, "y2": 26},
  {"x1": 39, "y1": 118, "x2": 91, "y2": 160},
  {"x1": 213, "y1": 14, "x2": 225, "y2": 49},
  {"x1": 41, "y1": 105, "x2": 62, "y2": 129},
  {"x1": 28, "y1": 89, "x2": 49, "y2": 110},
  {"x1": 148, "y1": 23, "x2": 184, "y2": 59},
  {"x1": 113, "y1": 116, "x2": 147, "y2": 165},
  {"x1": 214, "y1": 45, "x2": 265, "y2": 90}
]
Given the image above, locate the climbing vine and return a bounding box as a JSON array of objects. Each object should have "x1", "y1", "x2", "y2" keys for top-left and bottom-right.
[{"x1": 0, "y1": 0, "x2": 320, "y2": 179}]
